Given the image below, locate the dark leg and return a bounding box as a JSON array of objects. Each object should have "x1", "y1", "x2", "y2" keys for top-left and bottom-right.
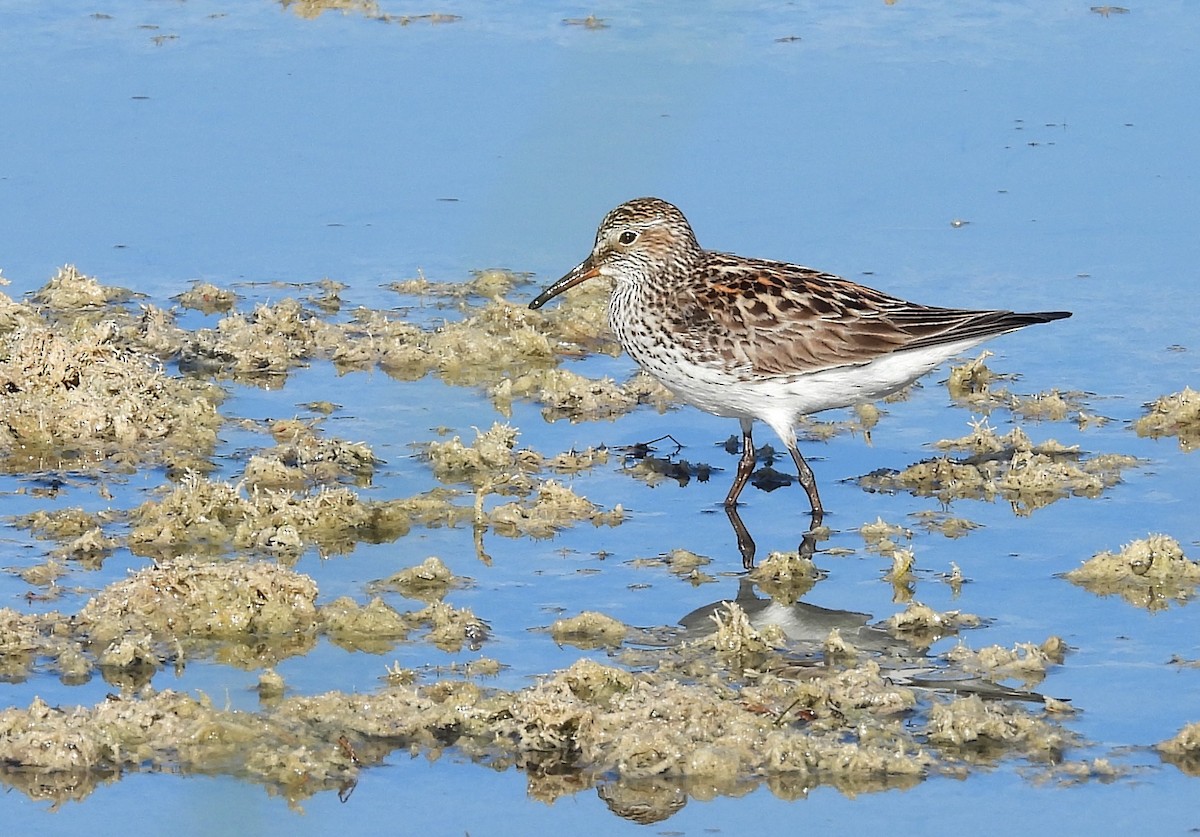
[
  {"x1": 724, "y1": 419, "x2": 757, "y2": 508},
  {"x1": 788, "y1": 443, "x2": 824, "y2": 525}
]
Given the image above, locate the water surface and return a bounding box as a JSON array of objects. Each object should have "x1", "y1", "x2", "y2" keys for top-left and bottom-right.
[{"x1": 1, "y1": 1, "x2": 1198, "y2": 834}]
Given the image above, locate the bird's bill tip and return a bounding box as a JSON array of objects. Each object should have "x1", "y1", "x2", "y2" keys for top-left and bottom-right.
[{"x1": 528, "y1": 260, "x2": 602, "y2": 310}]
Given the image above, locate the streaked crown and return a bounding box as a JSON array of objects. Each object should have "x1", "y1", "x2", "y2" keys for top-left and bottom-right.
[{"x1": 589, "y1": 197, "x2": 703, "y2": 284}]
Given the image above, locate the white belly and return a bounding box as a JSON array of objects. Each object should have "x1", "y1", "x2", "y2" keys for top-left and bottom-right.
[{"x1": 625, "y1": 331, "x2": 988, "y2": 444}]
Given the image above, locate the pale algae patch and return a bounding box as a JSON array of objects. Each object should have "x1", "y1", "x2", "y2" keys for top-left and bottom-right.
[
  {"x1": 175, "y1": 281, "x2": 237, "y2": 314},
  {"x1": 550, "y1": 611, "x2": 629, "y2": 649},
  {"x1": 859, "y1": 419, "x2": 1139, "y2": 514},
  {"x1": 747, "y1": 548, "x2": 825, "y2": 603},
  {"x1": 946, "y1": 353, "x2": 1104, "y2": 428},
  {"x1": 1134, "y1": 387, "x2": 1200, "y2": 451},
  {"x1": 884, "y1": 601, "x2": 983, "y2": 650},
  {"x1": 0, "y1": 266, "x2": 1130, "y2": 810},
  {"x1": 1159, "y1": 721, "x2": 1200, "y2": 776},
  {"x1": 126, "y1": 476, "x2": 411, "y2": 561},
  {"x1": 946, "y1": 637, "x2": 1069, "y2": 690},
  {"x1": 280, "y1": 0, "x2": 461, "y2": 25},
  {"x1": 0, "y1": 268, "x2": 223, "y2": 474},
  {"x1": 1064, "y1": 534, "x2": 1200, "y2": 610},
  {"x1": 422, "y1": 422, "x2": 623, "y2": 544},
  {"x1": 369, "y1": 555, "x2": 460, "y2": 603},
  {"x1": 0, "y1": 555, "x2": 1087, "y2": 809}
]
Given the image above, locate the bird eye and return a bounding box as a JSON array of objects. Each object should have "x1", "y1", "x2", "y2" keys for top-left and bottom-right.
[{"x1": 618, "y1": 230, "x2": 638, "y2": 245}]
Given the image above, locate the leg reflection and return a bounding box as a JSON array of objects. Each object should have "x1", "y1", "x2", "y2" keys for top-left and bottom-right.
[
  {"x1": 725, "y1": 503, "x2": 758, "y2": 569},
  {"x1": 725, "y1": 504, "x2": 825, "y2": 569}
]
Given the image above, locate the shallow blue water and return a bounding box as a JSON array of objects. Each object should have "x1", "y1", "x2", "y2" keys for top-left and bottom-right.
[{"x1": 2, "y1": 1, "x2": 1199, "y2": 834}]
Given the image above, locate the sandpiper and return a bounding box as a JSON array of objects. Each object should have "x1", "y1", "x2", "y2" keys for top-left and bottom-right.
[{"x1": 529, "y1": 197, "x2": 1070, "y2": 522}]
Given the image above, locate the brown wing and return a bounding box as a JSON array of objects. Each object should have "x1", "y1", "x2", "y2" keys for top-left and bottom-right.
[{"x1": 667, "y1": 252, "x2": 1069, "y2": 378}]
